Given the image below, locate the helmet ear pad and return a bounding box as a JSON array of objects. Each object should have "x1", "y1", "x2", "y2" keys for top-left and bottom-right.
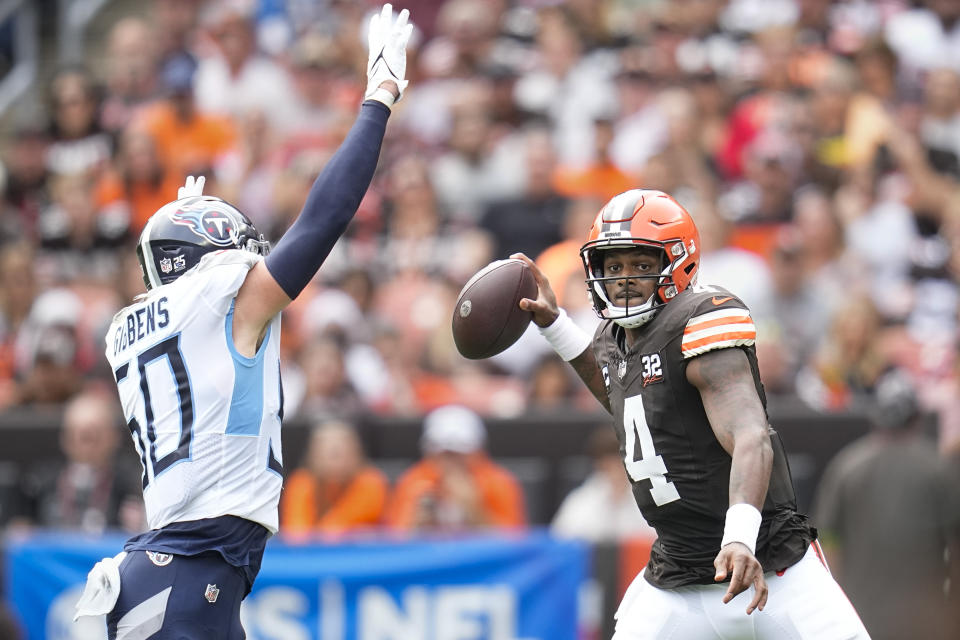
[{"x1": 137, "y1": 241, "x2": 223, "y2": 289}]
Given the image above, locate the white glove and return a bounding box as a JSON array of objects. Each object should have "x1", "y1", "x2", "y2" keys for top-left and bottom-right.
[
  {"x1": 177, "y1": 175, "x2": 206, "y2": 200},
  {"x1": 74, "y1": 551, "x2": 127, "y2": 620},
  {"x1": 365, "y1": 4, "x2": 412, "y2": 105}
]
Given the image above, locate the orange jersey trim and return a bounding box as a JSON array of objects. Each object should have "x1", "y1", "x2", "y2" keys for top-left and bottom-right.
[
  {"x1": 682, "y1": 330, "x2": 757, "y2": 352},
  {"x1": 684, "y1": 315, "x2": 754, "y2": 334}
]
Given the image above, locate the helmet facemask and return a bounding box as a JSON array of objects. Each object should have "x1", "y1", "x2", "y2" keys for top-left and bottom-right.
[{"x1": 580, "y1": 245, "x2": 672, "y2": 329}]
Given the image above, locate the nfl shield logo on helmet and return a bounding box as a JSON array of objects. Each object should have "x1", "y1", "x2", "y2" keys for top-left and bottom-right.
[
  {"x1": 205, "y1": 584, "x2": 220, "y2": 603},
  {"x1": 160, "y1": 257, "x2": 173, "y2": 274}
]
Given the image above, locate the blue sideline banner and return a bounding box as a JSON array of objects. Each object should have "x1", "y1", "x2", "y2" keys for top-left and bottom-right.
[{"x1": 6, "y1": 531, "x2": 587, "y2": 640}]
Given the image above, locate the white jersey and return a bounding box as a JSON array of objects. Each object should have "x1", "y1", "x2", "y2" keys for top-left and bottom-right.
[{"x1": 105, "y1": 250, "x2": 283, "y2": 533}]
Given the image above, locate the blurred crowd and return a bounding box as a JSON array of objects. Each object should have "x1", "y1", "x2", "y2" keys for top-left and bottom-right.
[
  {"x1": 1, "y1": 0, "x2": 959, "y2": 453},
  {"x1": 1, "y1": 0, "x2": 960, "y2": 510}
]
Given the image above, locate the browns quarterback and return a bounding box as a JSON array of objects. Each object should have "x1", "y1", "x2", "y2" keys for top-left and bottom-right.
[{"x1": 514, "y1": 189, "x2": 870, "y2": 639}]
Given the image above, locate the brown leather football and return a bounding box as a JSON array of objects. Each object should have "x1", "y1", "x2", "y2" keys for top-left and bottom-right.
[{"x1": 452, "y1": 259, "x2": 537, "y2": 359}]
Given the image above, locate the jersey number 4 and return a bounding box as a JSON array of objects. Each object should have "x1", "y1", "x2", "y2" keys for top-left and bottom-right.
[{"x1": 622, "y1": 395, "x2": 681, "y2": 506}]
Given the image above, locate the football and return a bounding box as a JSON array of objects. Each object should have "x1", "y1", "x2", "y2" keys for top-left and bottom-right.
[{"x1": 452, "y1": 259, "x2": 538, "y2": 359}]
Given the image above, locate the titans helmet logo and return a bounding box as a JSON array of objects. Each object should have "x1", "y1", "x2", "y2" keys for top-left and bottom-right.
[{"x1": 170, "y1": 202, "x2": 239, "y2": 247}]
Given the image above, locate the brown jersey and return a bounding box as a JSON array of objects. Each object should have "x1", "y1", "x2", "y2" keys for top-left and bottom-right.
[{"x1": 593, "y1": 285, "x2": 815, "y2": 588}]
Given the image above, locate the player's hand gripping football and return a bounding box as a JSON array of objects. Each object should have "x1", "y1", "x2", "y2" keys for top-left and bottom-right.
[
  {"x1": 511, "y1": 253, "x2": 560, "y2": 328},
  {"x1": 714, "y1": 542, "x2": 768, "y2": 614},
  {"x1": 365, "y1": 3, "x2": 413, "y2": 102}
]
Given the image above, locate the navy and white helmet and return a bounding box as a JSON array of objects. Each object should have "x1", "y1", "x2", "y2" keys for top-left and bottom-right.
[{"x1": 136, "y1": 196, "x2": 270, "y2": 290}]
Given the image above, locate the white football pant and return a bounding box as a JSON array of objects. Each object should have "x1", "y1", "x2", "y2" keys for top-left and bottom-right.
[{"x1": 612, "y1": 544, "x2": 870, "y2": 640}]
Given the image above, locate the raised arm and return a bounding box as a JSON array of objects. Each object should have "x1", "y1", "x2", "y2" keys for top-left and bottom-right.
[
  {"x1": 512, "y1": 253, "x2": 610, "y2": 413},
  {"x1": 686, "y1": 346, "x2": 772, "y2": 614},
  {"x1": 232, "y1": 4, "x2": 412, "y2": 356}
]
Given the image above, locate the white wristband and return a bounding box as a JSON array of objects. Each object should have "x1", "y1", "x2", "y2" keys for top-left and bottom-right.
[
  {"x1": 367, "y1": 87, "x2": 396, "y2": 109},
  {"x1": 720, "y1": 503, "x2": 762, "y2": 555},
  {"x1": 538, "y1": 308, "x2": 592, "y2": 362}
]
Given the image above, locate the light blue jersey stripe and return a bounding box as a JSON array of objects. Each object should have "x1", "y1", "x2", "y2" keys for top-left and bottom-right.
[{"x1": 224, "y1": 301, "x2": 270, "y2": 436}]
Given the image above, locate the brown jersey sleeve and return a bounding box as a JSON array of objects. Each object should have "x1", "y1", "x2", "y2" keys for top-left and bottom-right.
[{"x1": 680, "y1": 294, "x2": 756, "y2": 359}]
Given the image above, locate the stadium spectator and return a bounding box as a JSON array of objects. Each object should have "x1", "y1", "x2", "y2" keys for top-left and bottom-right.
[
  {"x1": 551, "y1": 426, "x2": 655, "y2": 542},
  {"x1": 282, "y1": 30, "x2": 350, "y2": 139},
  {"x1": 281, "y1": 419, "x2": 388, "y2": 536},
  {"x1": 534, "y1": 196, "x2": 604, "y2": 308},
  {"x1": 99, "y1": 17, "x2": 160, "y2": 135},
  {"x1": 526, "y1": 353, "x2": 579, "y2": 412},
  {"x1": 13, "y1": 388, "x2": 144, "y2": 533},
  {"x1": 639, "y1": 88, "x2": 717, "y2": 204},
  {"x1": 417, "y1": 0, "x2": 500, "y2": 81},
  {"x1": 480, "y1": 123, "x2": 570, "y2": 260},
  {"x1": 150, "y1": 0, "x2": 204, "y2": 66},
  {"x1": 814, "y1": 370, "x2": 960, "y2": 640},
  {"x1": 45, "y1": 66, "x2": 111, "y2": 177},
  {"x1": 430, "y1": 80, "x2": 519, "y2": 223},
  {"x1": 695, "y1": 206, "x2": 775, "y2": 320},
  {"x1": 757, "y1": 227, "x2": 831, "y2": 393},
  {"x1": 134, "y1": 52, "x2": 236, "y2": 180},
  {"x1": 791, "y1": 184, "x2": 849, "y2": 315},
  {"x1": 193, "y1": 1, "x2": 296, "y2": 130},
  {"x1": 553, "y1": 116, "x2": 635, "y2": 202},
  {"x1": 919, "y1": 68, "x2": 960, "y2": 177},
  {"x1": 95, "y1": 125, "x2": 182, "y2": 233},
  {"x1": 1, "y1": 124, "x2": 49, "y2": 241},
  {"x1": 289, "y1": 334, "x2": 363, "y2": 420},
  {"x1": 885, "y1": 0, "x2": 960, "y2": 74},
  {"x1": 513, "y1": 5, "x2": 617, "y2": 169},
  {"x1": 609, "y1": 62, "x2": 667, "y2": 177},
  {"x1": 36, "y1": 170, "x2": 129, "y2": 286},
  {"x1": 386, "y1": 405, "x2": 526, "y2": 531},
  {"x1": 0, "y1": 243, "x2": 35, "y2": 404},
  {"x1": 797, "y1": 293, "x2": 891, "y2": 411},
  {"x1": 375, "y1": 153, "x2": 452, "y2": 275},
  {"x1": 14, "y1": 289, "x2": 89, "y2": 406},
  {"x1": 213, "y1": 108, "x2": 280, "y2": 229}
]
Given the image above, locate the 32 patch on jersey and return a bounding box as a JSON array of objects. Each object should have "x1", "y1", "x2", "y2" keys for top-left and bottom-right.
[{"x1": 640, "y1": 353, "x2": 663, "y2": 387}]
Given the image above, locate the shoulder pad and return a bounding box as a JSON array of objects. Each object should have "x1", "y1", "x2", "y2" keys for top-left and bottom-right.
[
  {"x1": 679, "y1": 288, "x2": 755, "y2": 359},
  {"x1": 193, "y1": 249, "x2": 261, "y2": 273}
]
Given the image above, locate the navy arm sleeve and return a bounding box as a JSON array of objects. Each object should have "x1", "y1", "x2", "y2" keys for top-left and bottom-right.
[{"x1": 264, "y1": 101, "x2": 390, "y2": 299}]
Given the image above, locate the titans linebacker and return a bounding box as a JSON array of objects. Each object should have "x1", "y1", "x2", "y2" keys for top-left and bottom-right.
[
  {"x1": 74, "y1": 6, "x2": 413, "y2": 638},
  {"x1": 513, "y1": 190, "x2": 870, "y2": 639}
]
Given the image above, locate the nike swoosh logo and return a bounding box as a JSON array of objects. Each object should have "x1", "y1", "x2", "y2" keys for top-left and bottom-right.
[
  {"x1": 372, "y1": 50, "x2": 396, "y2": 78},
  {"x1": 711, "y1": 296, "x2": 733, "y2": 305}
]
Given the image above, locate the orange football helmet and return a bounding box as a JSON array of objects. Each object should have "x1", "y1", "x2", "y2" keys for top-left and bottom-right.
[{"x1": 579, "y1": 189, "x2": 701, "y2": 328}]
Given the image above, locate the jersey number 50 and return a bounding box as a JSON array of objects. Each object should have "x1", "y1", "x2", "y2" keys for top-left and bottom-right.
[
  {"x1": 114, "y1": 334, "x2": 193, "y2": 489},
  {"x1": 622, "y1": 395, "x2": 681, "y2": 506}
]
